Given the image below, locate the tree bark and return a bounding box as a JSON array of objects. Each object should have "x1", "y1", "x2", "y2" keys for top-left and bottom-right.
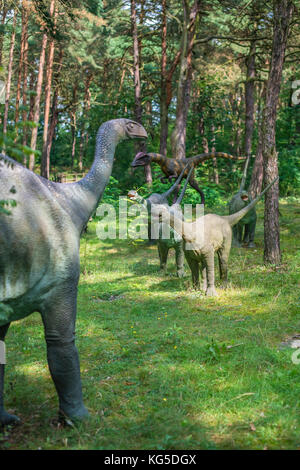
[
  {"x1": 171, "y1": 0, "x2": 201, "y2": 160},
  {"x1": 15, "y1": 2, "x2": 29, "y2": 133},
  {"x1": 249, "y1": 81, "x2": 266, "y2": 198},
  {"x1": 70, "y1": 84, "x2": 78, "y2": 169},
  {"x1": 45, "y1": 48, "x2": 63, "y2": 170},
  {"x1": 29, "y1": 27, "x2": 48, "y2": 171},
  {"x1": 0, "y1": 6, "x2": 7, "y2": 68},
  {"x1": 130, "y1": 0, "x2": 152, "y2": 185},
  {"x1": 78, "y1": 71, "x2": 92, "y2": 172},
  {"x1": 41, "y1": 0, "x2": 56, "y2": 179},
  {"x1": 3, "y1": 9, "x2": 17, "y2": 136},
  {"x1": 244, "y1": 39, "x2": 256, "y2": 158},
  {"x1": 262, "y1": 0, "x2": 294, "y2": 265}
]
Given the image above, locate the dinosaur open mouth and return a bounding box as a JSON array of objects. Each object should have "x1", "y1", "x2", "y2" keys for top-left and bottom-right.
[
  {"x1": 241, "y1": 195, "x2": 249, "y2": 201},
  {"x1": 131, "y1": 152, "x2": 149, "y2": 167}
]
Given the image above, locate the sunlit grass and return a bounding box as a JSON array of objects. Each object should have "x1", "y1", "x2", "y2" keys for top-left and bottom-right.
[{"x1": 0, "y1": 199, "x2": 299, "y2": 449}]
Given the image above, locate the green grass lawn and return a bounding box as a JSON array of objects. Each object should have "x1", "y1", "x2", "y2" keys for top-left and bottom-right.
[{"x1": 1, "y1": 199, "x2": 300, "y2": 450}]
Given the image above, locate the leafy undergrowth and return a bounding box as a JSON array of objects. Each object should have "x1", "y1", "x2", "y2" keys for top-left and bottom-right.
[{"x1": 1, "y1": 199, "x2": 300, "y2": 450}]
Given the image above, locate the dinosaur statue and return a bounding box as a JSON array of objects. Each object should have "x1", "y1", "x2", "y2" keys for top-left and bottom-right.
[
  {"x1": 128, "y1": 172, "x2": 188, "y2": 278},
  {"x1": 0, "y1": 118, "x2": 147, "y2": 426},
  {"x1": 228, "y1": 155, "x2": 257, "y2": 247},
  {"x1": 131, "y1": 151, "x2": 245, "y2": 204},
  {"x1": 147, "y1": 170, "x2": 278, "y2": 297}
]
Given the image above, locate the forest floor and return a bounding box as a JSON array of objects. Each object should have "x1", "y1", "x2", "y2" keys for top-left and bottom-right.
[{"x1": 1, "y1": 198, "x2": 299, "y2": 450}]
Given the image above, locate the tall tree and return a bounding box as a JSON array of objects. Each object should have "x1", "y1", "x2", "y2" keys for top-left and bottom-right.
[
  {"x1": 171, "y1": 0, "x2": 201, "y2": 160},
  {"x1": 130, "y1": 0, "x2": 152, "y2": 184},
  {"x1": 3, "y1": 9, "x2": 17, "y2": 136},
  {"x1": 262, "y1": 0, "x2": 294, "y2": 264},
  {"x1": 29, "y1": 9, "x2": 49, "y2": 170},
  {"x1": 41, "y1": 0, "x2": 56, "y2": 179}
]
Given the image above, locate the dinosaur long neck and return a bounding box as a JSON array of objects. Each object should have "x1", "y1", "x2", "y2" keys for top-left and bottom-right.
[
  {"x1": 148, "y1": 153, "x2": 167, "y2": 166},
  {"x1": 68, "y1": 121, "x2": 121, "y2": 229},
  {"x1": 159, "y1": 206, "x2": 194, "y2": 244}
]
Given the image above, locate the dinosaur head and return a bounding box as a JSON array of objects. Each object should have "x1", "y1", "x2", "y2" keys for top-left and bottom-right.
[
  {"x1": 240, "y1": 190, "x2": 250, "y2": 202},
  {"x1": 106, "y1": 119, "x2": 148, "y2": 143},
  {"x1": 131, "y1": 152, "x2": 151, "y2": 167},
  {"x1": 124, "y1": 120, "x2": 148, "y2": 140}
]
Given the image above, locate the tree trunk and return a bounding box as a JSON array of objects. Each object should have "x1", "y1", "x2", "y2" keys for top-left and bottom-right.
[
  {"x1": 0, "y1": 7, "x2": 7, "y2": 68},
  {"x1": 262, "y1": 0, "x2": 294, "y2": 265},
  {"x1": 41, "y1": 0, "x2": 56, "y2": 179},
  {"x1": 210, "y1": 123, "x2": 219, "y2": 184},
  {"x1": 171, "y1": 0, "x2": 200, "y2": 160},
  {"x1": 29, "y1": 29, "x2": 48, "y2": 171},
  {"x1": 3, "y1": 9, "x2": 17, "y2": 136},
  {"x1": 44, "y1": 48, "x2": 63, "y2": 173},
  {"x1": 70, "y1": 84, "x2": 78, "y2": 169},
  {"x1": 78, "y1": 71, "x2": 92, "y2": 172},
  {"x1": 249, "y1": 81, "x2": 266, "y2": 197},
  {"x1": 244, "y1": 39, "x2": 256, "y2": 158},
  {"x1": 130, "y1": 0, "x2": 152, "y2": 185},
  {"x1": 159, "y1": 0, "x2": 168, "y2": 155},
  {"x1": 15, "y1": 2, "x2": 28, "y2": 134}
]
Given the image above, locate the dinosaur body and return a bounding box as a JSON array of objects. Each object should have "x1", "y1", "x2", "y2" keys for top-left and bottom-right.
[
  {"x1": 131, "y1": 151, "x2": 245, "y2": 204},
  {"x1": 229, "y1": 191, "x2": 257, "y2": 247},
  {"x1": 128, "y1": 182, "x2": 185, "y2": 278},
  {"x1": 228, "y1": 155, "x2": 257, "y2": 247},
  {"x1": 148, "y1": 172, "x2": 278, "y2": 297},
  {"x1": 0, "y1": 119, "x2": 147, "y2": 425}
]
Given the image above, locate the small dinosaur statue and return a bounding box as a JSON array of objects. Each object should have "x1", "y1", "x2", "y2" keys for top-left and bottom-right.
[
  {"x1": 228, "y1": 155, "x2": 257, "y2": 248},
  {"x1": 128, "y1": 172, "x2": 188, "y2": 278},
  {"x1": 147, "y1": 170, "x2": 278, "y2": 297},
  {"x1": 131, "y1": 151, "x2": 245, "y2": 204},
  {"x1": 0, "y1": 119, "x2": 147, "y2": 426}
]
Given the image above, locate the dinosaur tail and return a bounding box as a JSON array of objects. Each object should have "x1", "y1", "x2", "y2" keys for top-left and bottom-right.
[
  {"x1": 224, "y1": 176, "x2": 279, "y2": 227},
  {"x1": 189, "y1": 152, "x2": 245, "y2": 166}
]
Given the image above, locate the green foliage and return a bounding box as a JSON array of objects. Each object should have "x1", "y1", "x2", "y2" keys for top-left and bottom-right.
[{"x1": 2, "y1": 199, "x2": 299, "y2": 450}]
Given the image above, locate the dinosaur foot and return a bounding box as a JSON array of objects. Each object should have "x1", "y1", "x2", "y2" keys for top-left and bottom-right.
[
  {"x1": 58, "y1": 406, "x2": 90, "y2": 426},
  {"x1": 176, "y1": 269, "x2": 185, "y2": 278},
  {"x1": 0, "y1": 410, "x2": 21, "y2": 427},
  {"x1": 247, "y1": 242, "x2": 256, "y2": 248},
  {"x1": 205, "y1": 287, "x2": 218, "y2": 297}
]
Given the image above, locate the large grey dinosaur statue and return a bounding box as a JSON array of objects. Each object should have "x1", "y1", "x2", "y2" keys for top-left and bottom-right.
[
  {"x1": 0, "y1": 119, "x2": 147, "y2": 426},
  {"x1": 228, "y1": 155, "x2": 257, "y2": 248},
  {"x1": 147, "y1": 171, "x2": 278, "y2": 297},
  {"x1": 128, "y1": 173, "x2": 188, "y2": 278}
]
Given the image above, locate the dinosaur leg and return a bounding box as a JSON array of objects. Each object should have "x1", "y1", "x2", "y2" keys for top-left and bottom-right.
[
  {"x1": 200, "y1": 261, "x2": 207, "y2": 292},
  {"x1": 172, "y1": 184, "x2": 181, "y2": 204},
  {"x1": 0, "y1": 323, "x2": 20, "y2": 426},
  {"x1": 158, "y1": 241, "x2": 169, "y2": 273},
  {"x1": 217, "y1": 243, "x2": 230, "y2": 288},
  {"x1": 203, "y1": 251, "x2": 217, "y2": 297},
  {"x1": 232, "y1": 226, "x2": 240, "y2": 247},
  {"x1": 189, "y1": 178, "x2": 205, "y2": 206},
  {"x1": 233, "y1": 222, "x2": 243, "y2": 247},
  {"x1": 175, "y1": 242, "x2": 185, "y2": 278},
  {"x1": 185, "y1": 252, "x2": 199, "y2": 289},
  {"x1": 243, "y1": 224, "x2": 250, "y2": 244},
  {"x1": 160, "y1": 176, "x2": 168, "y2": 184},
  {"x1": 41, "y1": 285, "x2": 89, "y2": 422},
  {"x1": 247, "y1": 218, "x2": 257, "y2": 248}
]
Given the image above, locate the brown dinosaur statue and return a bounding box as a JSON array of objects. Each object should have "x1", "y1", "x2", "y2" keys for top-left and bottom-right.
[{"x1": 131, "y1": 151, "x2": 245, "y2": 204}]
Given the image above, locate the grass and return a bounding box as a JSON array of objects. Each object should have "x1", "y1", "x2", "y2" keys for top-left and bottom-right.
[{"x1": 1, "y1": 199, "x2": 300, "y2": 450}]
